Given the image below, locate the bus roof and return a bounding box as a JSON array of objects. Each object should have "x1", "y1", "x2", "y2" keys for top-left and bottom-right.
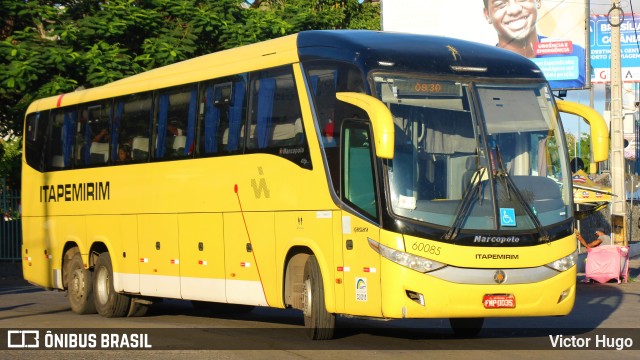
[
  {"x1": 26, "y1": 33, "x2": 300, "y2": 113},
  {"x1": 26, "y1": 30, "x2": 545, "y2": 114},
  {"x1": 297, "y1": 30, "x2": 545, "y2": 80}
]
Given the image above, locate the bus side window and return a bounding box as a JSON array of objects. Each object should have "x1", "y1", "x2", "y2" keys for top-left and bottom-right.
[
  {"x1": 25, "y1": 112, "x2": 48, "y2": 171},
  {"x1": 246, "y1": 66, "x2": 310, "y2": 168},
  {"x1": 248, "y1": 67, "x2": 305, "y2": 150},
  {"x1": 154, "y1": 84, "x2": 196, "y2": 160},
  {"x1": 198, "y1": 78, "x2": 246, "y2": 156},
  {"x1": 226, "y1": 81, "x2": 246, "y2": 152},
  {"x1": 45, "y1": 109, "x2": 77, "y2": 170},
  {"x1": 80, "y1": 101, "x2": 113, "y2": 167},
  {"x1": 45, "y1": 111, "x2": 65, "y2": 170},
  {"x1": 116, "y1": 93, "x2": 152, "y2": 163},
  {"x1": 75, "y1": 109, "x2": 89, "y2": 166}
]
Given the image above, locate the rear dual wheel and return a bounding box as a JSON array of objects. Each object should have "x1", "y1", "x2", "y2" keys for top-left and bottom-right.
[
  {"x1": 93, "y1": 252, "x2": 131, "y2": 318},
  {"x1": 67, "y1": 252, "x2": 96, "y2": 314}
]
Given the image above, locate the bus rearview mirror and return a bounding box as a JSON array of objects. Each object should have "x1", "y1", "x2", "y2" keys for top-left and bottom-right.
[
  {"x1": 336, "y1": 92, "x2": 395, "y2": 159},
  {"x1": 556, "y1": 99, "x2": 609, "y2": 163}
]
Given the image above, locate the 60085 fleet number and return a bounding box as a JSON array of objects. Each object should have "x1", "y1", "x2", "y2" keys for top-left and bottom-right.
[{"x1": 411, "y1": 241, "x2": 441, "y2": 256}]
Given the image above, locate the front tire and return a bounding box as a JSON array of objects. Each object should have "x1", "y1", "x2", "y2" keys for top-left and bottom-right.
[
  {"x1": 67, "y1": 252, "x2": 96, "y2": 314},
  {"x1": 302, "y1": 255, "x2": 335, "y2": 340},
  {"x1": 93, "y1": 252, "x2": 130, "y2": 318}
]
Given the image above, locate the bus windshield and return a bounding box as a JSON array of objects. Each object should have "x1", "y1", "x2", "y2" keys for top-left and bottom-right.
[{"x1": 374, "y1": 74, "x2": 571, "y2": 232}]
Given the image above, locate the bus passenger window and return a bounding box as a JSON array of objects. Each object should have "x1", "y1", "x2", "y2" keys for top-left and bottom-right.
[
  {"x1": 83, "y1": 102, "x2": 112, "y2": 166},
  {"x1": 248, "y1": 67, "x2": 305, "y2": 150},
  {"x1": 198, "y1": 78, "x2": 246, "y2": 156},
  {"x1": 154, "y1": 84, "x2": 197, "y2": 160},
  {"x1": 115, "y1": 93, "x2": 152, "y2": 163},
  {"x1": 245, "y1": 66, "x2": 310, "y2": 169},
  {"x1": 25, "y1": 112, "x2": 48, "y2": 171},
  {"x1": 46, "y1": 111, "x2": 65, "y2": 170}
]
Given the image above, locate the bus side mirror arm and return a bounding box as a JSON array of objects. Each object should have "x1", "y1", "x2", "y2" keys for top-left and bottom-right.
[
  {"x1": 336, "y1": 92, "x2": 395, "y2": 159},
  {"x1": 556, "y1": 99, "x2": 609, "y2": 163}
]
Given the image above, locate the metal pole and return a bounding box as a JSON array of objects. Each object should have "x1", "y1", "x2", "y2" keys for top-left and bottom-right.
[
  {"x1": 590, "y1": 86, "x2": 596, "y2": 174},
  {"x1": 609, "y1": 1, "x2": 627, "y2": 246},
  {"x1": 630, "y1": 176, "x2": 634, "y2": 243}
]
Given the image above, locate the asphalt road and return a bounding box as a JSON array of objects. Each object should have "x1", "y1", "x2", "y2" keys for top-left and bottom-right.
[{"x1": 0, "y1": 259, "x2": 639, "y2": 359}]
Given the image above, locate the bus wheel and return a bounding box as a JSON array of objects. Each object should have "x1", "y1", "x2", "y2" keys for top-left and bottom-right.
[
  {"x1": 93, "y1": 252, "x2": 130, "y2": 318},
  {"x1": 302, "y1": 255, "x2": 335, "y2": 340},
  {"x1": 67, "y1": 252, "x2": 96, "y2": 314},
  {"x1": 449, "y1": 317, "x2": 484, "y2": 337}
]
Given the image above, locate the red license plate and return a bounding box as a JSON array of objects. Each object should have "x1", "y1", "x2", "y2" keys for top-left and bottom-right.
[{"x1": 483, "y1": 294, "x2": 516, "y2": 309}]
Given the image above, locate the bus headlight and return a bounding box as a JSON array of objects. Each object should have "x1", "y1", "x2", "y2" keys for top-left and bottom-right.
[
  {"x1": 368, "y1": 238, "x2": 446, "y2": 273},
  {"x1": 545, "y1": 250, "x2": 578, "y2": 272}
]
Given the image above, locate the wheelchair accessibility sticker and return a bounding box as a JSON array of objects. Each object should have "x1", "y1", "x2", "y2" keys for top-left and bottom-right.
[{"x1": 500, "y1": 208, "x2": 516, "y2": 227}]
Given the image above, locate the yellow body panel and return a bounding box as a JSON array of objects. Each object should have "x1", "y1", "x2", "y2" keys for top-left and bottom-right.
[
  {"x1": 340, "y1": 214, "x2": 382, "y2": 317},
  {"x1": 21, "y1": 145, "x2": 339, "y2": 301},
  {"x1": 380, "y1": 261, "x2": 576, "y2": 318},
  {"x1": 178, "y1": 213, "x2": 225, "y2": 293},
  {"x1": 138, "y1": 214, "x2": 181, "y2": 298},
  {"x1": 21, "y1": 216, "x2": 58, "y2": 288}
]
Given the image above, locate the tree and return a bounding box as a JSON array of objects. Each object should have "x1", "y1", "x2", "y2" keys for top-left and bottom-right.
[
  {"x1": 0, "y1": 137, "x2": 21, "y2": 189},
  {"x1": 0, "y1": 0, "x2": 381, "y2": 138},
  {"x1": 0, "y1": 0, "x2": 380, "y2": 187}
]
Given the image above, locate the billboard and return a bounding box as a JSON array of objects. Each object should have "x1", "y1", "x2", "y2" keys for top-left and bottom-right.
[
  {"x1": 381, "y1": 0, "x2": 588, "y2": 90},
  {"x1": 590, "y1": 14, "x2": 640, "y2": 83}
]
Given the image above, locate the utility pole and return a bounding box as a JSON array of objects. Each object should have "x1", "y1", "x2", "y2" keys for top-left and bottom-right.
[{"x1": 609, "y1": 1, "x2": 627, "y2": 246}]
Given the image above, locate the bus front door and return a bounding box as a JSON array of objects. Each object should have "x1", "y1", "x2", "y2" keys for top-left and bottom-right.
[{"x1": 340, "y1": 120, "x2": 382, "y2": 317}]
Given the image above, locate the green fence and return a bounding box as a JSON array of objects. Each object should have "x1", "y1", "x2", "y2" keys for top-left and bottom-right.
[{"x1": 1, "y1": 178, "x2": 21, "y2": 260}]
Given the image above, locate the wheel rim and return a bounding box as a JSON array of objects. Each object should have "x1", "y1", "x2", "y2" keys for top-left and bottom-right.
[
  {"x1": 302, "y1": 278, "x2": 312, "y2": 317},
  {"x1": 70, "y1": 269, "x2": 83, "y2": 301},
  {"x1": 96, "y1": 265, "x2": 110, "y2": 305}
]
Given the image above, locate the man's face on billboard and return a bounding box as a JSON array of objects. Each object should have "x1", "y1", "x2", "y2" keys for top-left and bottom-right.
[{"x1": 485, "y1": 0, "x2": 539, "y2": 42}]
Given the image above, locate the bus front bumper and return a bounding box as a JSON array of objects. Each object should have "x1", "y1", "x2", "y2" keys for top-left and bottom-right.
[{"x1": 380, "y1": 261, "x2": 576, "y2": 319}]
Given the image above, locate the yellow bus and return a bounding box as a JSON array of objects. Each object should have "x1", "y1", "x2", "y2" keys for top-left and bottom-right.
[{"x1": 22, "y1": 30, "x2": 608, "y2": 339}]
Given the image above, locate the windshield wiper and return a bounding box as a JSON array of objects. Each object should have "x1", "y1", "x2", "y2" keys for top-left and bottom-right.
[
  {"x1": 491, "y1": 145, "x2": 550, "y2": 243},
  {"x1": 443, "y1": 167, "x2": 486, "y2": 241}
]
